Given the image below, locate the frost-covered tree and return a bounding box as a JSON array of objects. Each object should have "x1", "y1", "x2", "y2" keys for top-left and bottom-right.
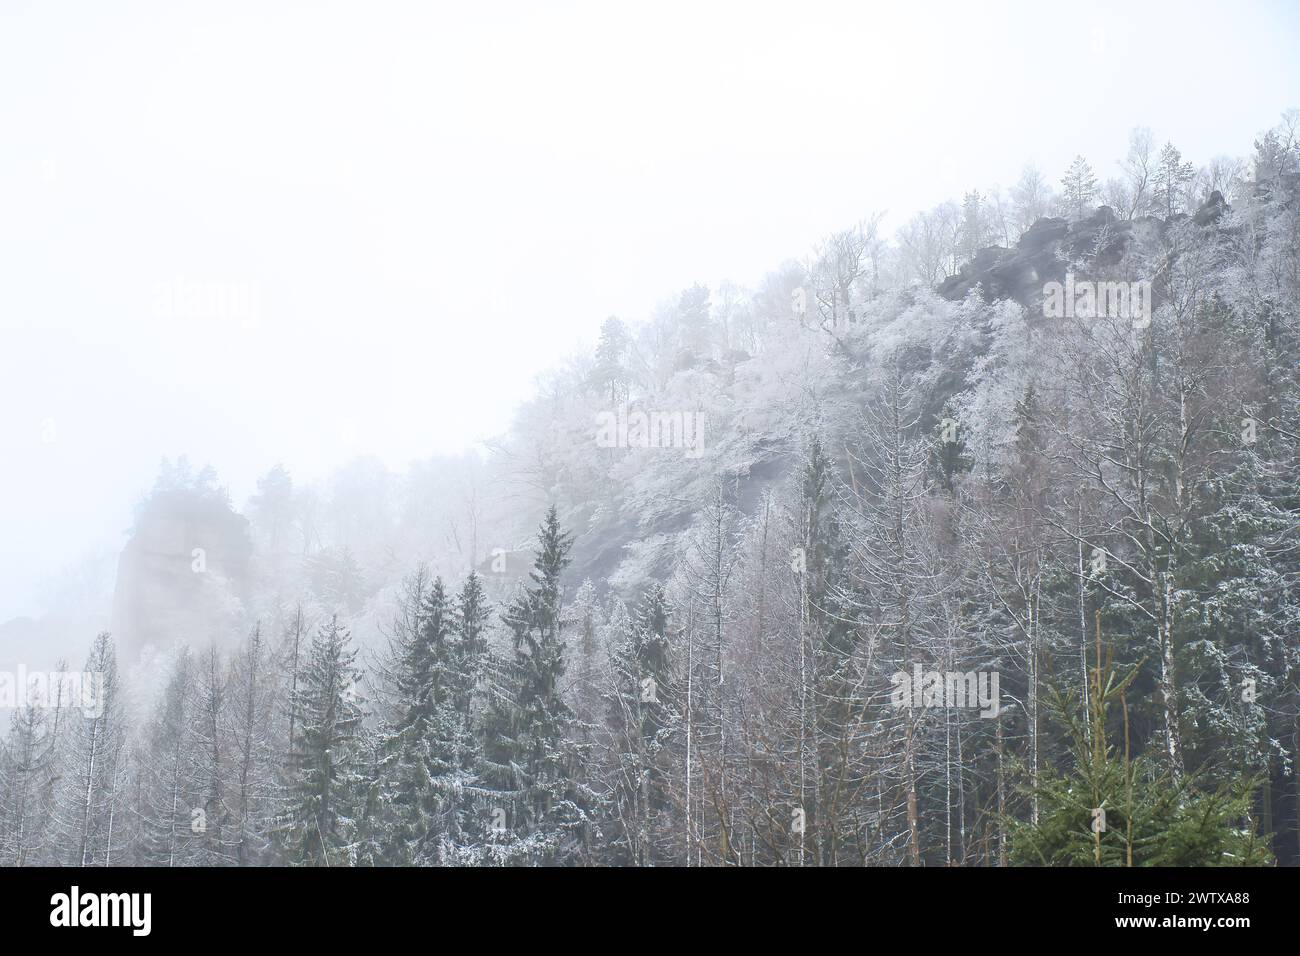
[
  {"x1": 672, "y1": 481, "x2": 741, "y2": 864},
  {"x1": 480, "y1": 507, "x2": 591, "y2": 864},
  {"x1": 0, "y1": 690, "x2": 58, "y2": 865},
  {"x1": 1060, "y1": 155, "x2": 1098, "y2": 220},
  {"x1": 1010, "y1": 164, "x2": 1053, "y2": 235},
  {"x1": 226, "y1": 624, "x2": 278, "y2": 865},
  {"x1": 378, "y1": 577, "x2": 481, "y2": 864},
  {"x1": 592, "y1": 316, "x2": 633, "y2": 405},
  {"x1": 53, "y1": 633, "x2": 129, "y2": 867},
  {"x1": 1153, "y1": 141, "x2": 1197, "y2": 217},
  {"x1": 135, "y1": 648, "x2": 201, "y2": 866},
  {"x1": 276, "y1": 616, "x2": 366, "y2": 866},
  {"x1": 603, "y1": 586, "x2": 677, "y2": 864}
]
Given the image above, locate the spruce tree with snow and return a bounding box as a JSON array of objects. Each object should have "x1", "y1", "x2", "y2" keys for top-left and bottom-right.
[
  {"x1": 603, "y1": 585, "x2": 676, "y2": 864},
  {"x1": 799, "y1": 436, "x2": 873, "y2": 865},
  {"x1": 455, "y1": 571, "x2": 492, "y2": 719},
  {"x1": 592, "y1": 316, "x2": 633, "y2": 404},
  {"x1": 379, "y1": 577, "x2": 481, "y2": 864},
  {"x1": 275, "y1": 616, "x2": 366, "y2": 866},
  {"x1": 563, "y1": 579, "x2": 607, "y2": 863},
  {"x1": 568, "y1": 587, "x2": 605, "y2": 728},
  {"x1": 1011, "y1": 619, "x2": 1272, "y2": 866},
  {"x1": 1177, "y1": 445, "x2": 1299, "y2": 812},
  {"x1": 481, "y1": 506, "x2": 592, "y2": 864}
]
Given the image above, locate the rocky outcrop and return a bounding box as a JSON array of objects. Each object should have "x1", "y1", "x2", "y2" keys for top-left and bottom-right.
[
  {"x1": 935, "y1": 198, "x2": 1226, "y2": 310},
  {"x1": 938, "y1": 206, "x2": 1145, "y2": 307},
  {"x1": 110, "y1": 488, "x2": 252, "y2": 659}
]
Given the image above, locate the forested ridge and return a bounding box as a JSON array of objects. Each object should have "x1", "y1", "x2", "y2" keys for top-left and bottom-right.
[{"x1": 3, "y1": 117, "x2": 1298, "y2": 867}]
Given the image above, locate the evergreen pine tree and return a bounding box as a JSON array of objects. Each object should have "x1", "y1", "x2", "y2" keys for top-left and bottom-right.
[
  {"x1": 1010, "y1": 615, "x2": 1272, "y2": 866},
  {"x1": 1061, "y1": 155, "x2": 1098, "y2": 220},
  {"x1": 276, "y1": 616, "x2": 366, "y2": 866},
  {"x1": 604, "y1": 585, "x2": 676, "y2": 864},
  {"x1": 379, "y1": 578, "x2": 479, "y2": 864},
  {"x1": 481, "y1": 506, "x2": 590, "y2": 864}
]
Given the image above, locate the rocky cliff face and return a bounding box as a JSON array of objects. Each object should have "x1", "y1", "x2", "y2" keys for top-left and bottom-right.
[
  {"x1": 110, "y1": 488, "x2": 252, "y2": 660},
  {"x1": 936, "y1": 195, "x2": 1228, "y2": 308}
]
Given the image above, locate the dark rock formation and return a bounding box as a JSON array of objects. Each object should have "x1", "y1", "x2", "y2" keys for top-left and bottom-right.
[
  {"x1": 939, "y1": 207, "x2": 1139, "y2": 307},
  {"x1": 1195, "y1": 190, "x2": 1228, "y2": 226},
  {"x1": 937, "y1": 196, "x2": 1229, "y2": 310}
]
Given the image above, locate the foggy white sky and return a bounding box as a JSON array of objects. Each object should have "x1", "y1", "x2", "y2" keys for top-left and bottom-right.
[{"x1": 1, "y1": 0, "x2": 1297, "y2": 620}]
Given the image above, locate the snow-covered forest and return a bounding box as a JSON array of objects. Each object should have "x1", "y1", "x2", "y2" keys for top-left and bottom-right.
[{"x1": 2, "y1": 112, "x2": 1297, "y2": 868}]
